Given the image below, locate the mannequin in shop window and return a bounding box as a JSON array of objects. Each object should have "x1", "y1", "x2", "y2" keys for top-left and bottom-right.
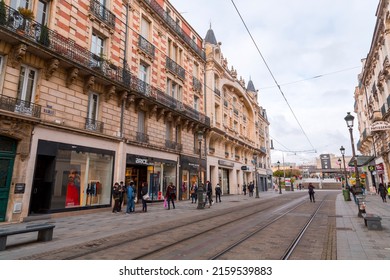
[{"x1": 65, "y1": 169, "x2": 80, "y2": 207}]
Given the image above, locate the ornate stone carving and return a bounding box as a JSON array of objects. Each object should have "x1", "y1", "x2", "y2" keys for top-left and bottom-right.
[
  {"x1": 10, "y1": 43, "x2": 27, "y2": 68},
  {"x1": 45, "y1": 58, "x2": 60, "y2": 80},
  {"x1": 118, "y1": 91, "x2": 128, "y2": 107},
  {"x1": 66, "y1": 67, "x2": 79, "y2": 87},
  {"x1": 0, "y1": 117, "x2": 32, "y2": 161},
  {"x1": 83, "y1": 75, "x2": 95, "y2": 94},
  {"x1": 126, "y1": 94, "x2": 135, "y2": 109},
  {"x1": 105, "y1": 85, "x2": 116, "y2": 102}
]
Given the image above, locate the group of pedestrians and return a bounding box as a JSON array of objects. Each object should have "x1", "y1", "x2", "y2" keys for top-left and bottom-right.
[
  {"x1": 242, "y1": 182, "x2": 255, "y2": 196},
  {"x1": 112, "y1": 180, "x2": 225, "y2": 213}
]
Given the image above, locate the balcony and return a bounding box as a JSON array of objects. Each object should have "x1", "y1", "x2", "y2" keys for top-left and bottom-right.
[
  {"x1": 0, "y1": 3, "x2": 210, "y2": 129},
  {"x1": 166, "y1": 57, "x2": 185, "y2": 80},
  {"x1": 141, "y1": 0, "x2": 205, "y2": 60},
  {"x1": 85, "y1": 118, "x2": 104, "y2": 133},
  {"x1": 136, "y1": 132, "x2": 149, "y2": 143},
  {"x1": 165, "y1": 139, "x2": 182, "y2": 151},
  {"x1": 138, "y1": 35, "x2": 155, "y2": 59},
  {"x1": 89, "y1": 0, "x2": 116, "y2": 29},
  {"x1": 0, "y1": 95, "x2": 41, "y2": 118}
]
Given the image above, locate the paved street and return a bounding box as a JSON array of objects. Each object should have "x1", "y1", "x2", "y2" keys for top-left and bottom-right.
[{"x1": 0, "y1": 189, "x2": 389, "y2": 260}]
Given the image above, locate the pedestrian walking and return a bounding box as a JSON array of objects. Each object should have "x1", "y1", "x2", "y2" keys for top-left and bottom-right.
[
  {"x1": 215, "y1": 183, "x2": 222, "y2": 203},
  {"x1": 165, "y1": 182, "x2": 176, "y2": 210},
  {"x1": 140, "y1": 182, "x2": 148, "y2": 212},
  {"x1": 248, "y1": 182, "x2": 254, "y2": 197},
  {"x1": 387, "y1": 184, "x2": 390, "y2": 199},
  {"x1": 206, "y1": 180, "x2": 213, "y2": 207},
  {"x1": 126, "y1": 181, "x2": 135, "y2": 213},
  {"x1": 308, "y1": 183, "x2": 315, "y2": 202},
  {"x1": 190, "y1": 183, "x2": 198, "y2": 203},
  {"x1": 378, "y1": 183, "x2": 388, "y2": 202},
  {"x1": 112, "y1": 182, "x2": 121, "y2": 213},
  {"x1": 243, "y1": 183, "x2": 247, "y2": 195}
]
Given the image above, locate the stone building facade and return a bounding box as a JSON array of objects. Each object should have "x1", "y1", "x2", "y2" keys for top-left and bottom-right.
[
  {"x1": 204, "y1": 27, "x2": 272, "y2": 195},
  {"x1": 0, "y1": 0, "x2": 270, "y2": 223},
  {"x1": 355, "y1": 0, "x2": 390, "y2": 188}
]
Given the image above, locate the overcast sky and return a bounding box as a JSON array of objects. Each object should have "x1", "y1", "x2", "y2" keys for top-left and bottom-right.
[{"x1": 170, "y1": 0, "x2": 378, "y2": 165}]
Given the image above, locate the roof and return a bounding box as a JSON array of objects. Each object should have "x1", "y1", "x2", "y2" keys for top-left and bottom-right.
[
  {"x1": 247, "y1": 79, "x2": 256, "y2": 92},
  {"x1": 205, "y1": 27, "x2": 217, "y2": 45},
  {"x1": 347, "y1": 155, "x2": 376, "y2": 167}
]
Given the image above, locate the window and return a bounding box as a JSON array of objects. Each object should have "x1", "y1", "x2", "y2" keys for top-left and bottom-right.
[
  {"x1": 138, "y1": 110, "x2": 145, "y2": 134},
  {"x1": 91, "y1": 33, "x2": 105, "y2": 67},
  {"x1": 17, "y1": 65, "x2": 37, "y2": 103},
  {"x1": 37, "y1": 0, "x2": 49, "y2": 25},
  {"x1": 193, "y1": 63, "x2": 199, "y2": 78},
  {"x1": 139, "y1": 62, "x2": 149, "y2": 94},
  {"x1": 10, "y1": 0, "x2": 30, "y2": 10},
  {"x1": 167, "y1": 78, "x2": 182, "y2": 101},
  {"x1": 166, "y1": 122, "x2": 172, "y2": 141},
  {"x1": 0, "y1": 56, "x2": 3, "y2": 75},
  {"x1": 141, "y1": 17, "x2": 150, "y2": 40},
  {"x1": 194, "y1": 96, "x2": 199, "y2": 111},
  {"x1": 87, "y1": 92, "x2": 99, "y2": 121}
]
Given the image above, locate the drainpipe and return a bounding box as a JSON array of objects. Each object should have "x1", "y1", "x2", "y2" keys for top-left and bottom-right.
[{"x1": 120, "y1": 2, "x2": 130, "y2": 138}]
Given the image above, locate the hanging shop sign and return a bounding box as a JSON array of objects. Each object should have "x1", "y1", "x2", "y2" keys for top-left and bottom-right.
[{"x1": 370, "y1": 121, "x2": 390, "y2": 132}]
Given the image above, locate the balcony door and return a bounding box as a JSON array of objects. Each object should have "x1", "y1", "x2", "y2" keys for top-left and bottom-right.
[{"x1": 15, "y1": 65, "x2": 37, "y2": 115}]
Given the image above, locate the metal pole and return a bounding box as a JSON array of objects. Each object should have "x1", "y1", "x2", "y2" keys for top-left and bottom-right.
[
  {"x1": 255, "y1": 155, "x2": 259, "y2": 198},
  {"x1": 349, "y1": 127, "x2": 361, "y2": 189}
]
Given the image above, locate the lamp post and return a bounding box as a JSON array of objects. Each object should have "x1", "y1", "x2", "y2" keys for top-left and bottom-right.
[
  {"x1": 344, "y1": 112, "x2": 361, "y2": 193},
  {"x1": 340, "y1": 146, "x2": 348, "y2": 188},
  {"x1": 197, "y1": 131, "x2": 205, "y2": 209},
  {"x1": 277, "y1": 160, "x2": 282, "y2": 194},
  {"x1": 253, "y1": 154, "x2": 259, "y2": 198},
  {"x1": 337, "y1": 158, "x2": 342, "y2": 186}
]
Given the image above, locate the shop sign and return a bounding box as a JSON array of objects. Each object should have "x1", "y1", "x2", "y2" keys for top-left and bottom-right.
[
  {"x1": 14, "y1": 183, "x2": 25, "y2": 194},
  {"x1": 376, "y1": 163, "x2": 384, "y2": 174},
  {"x1": 368, "y1": 165, "x2": 375, "y2": 172},
  {"x1": 218, "y1": 160, "x2": 234, "y2": 167},
  {"x1": 371, "y1": 121, "x2": 390, "y2": 132},
  {"x1": 135, "y1": 158, "x2": 149, "y2": 165}
]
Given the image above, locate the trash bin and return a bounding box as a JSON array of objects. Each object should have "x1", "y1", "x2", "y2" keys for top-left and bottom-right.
[
  {"x1": 343, "y1": 189, "x2": 351, "y2": 201},
  {"x1": 356, "y1": 195, "x2": 366, "y2": 217}
]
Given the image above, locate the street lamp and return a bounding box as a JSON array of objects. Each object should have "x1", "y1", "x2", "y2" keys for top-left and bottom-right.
[
  {"x1": 197, "y1": 130, "x2": 205, "y2": 209},
  {"x1": 340, "y1": 145, "x2": 348, "y2": 188},
  {"x1": 277, "y1": 160, "x2": 282, "y2": 194},
  {"x1": 253, "y1": 154, "x2": 259, "y2": 198},
  {"x1": 337, "y1": 158, "x2": 342, "y2": 185},
  {"x1": 344, "y1": 112, "x2": 361, "y2": 193}
]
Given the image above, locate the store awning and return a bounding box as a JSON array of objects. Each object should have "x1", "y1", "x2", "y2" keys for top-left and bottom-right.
[{"x1": 347, "y1": 155, "x2": 375, "y2": 167}]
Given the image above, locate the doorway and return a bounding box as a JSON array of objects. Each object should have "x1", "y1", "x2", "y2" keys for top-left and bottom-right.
[{"x1": 0, "y1": 136, "x2": 16, "y2": 222}]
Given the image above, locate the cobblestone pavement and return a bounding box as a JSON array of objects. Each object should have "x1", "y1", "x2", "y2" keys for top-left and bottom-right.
[{"x1": 0, "y1": 189, "x2": 389, "y2": 259}]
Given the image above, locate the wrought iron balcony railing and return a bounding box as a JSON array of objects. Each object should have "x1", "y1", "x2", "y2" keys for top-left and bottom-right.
[
  {"x1": 166, "y1": 57, "x2": 185, "y2": 80},
  {"x1": 85, "y1": 118, "x2": 104, "y2": 133},
  {"x1": 142, "y1": 0, "x2": 205, "y2": 60},
  {"x1": 138, "y1": 35, "x2": 155, "y2": 59},
  {"x1": 0, "y1": 95, "x2": 41, "y2": 118},
  {"x1": 165, "y1": 139, "x2": 182, "y2": 151},
  {"x1": 0, "y1": 3, "x2": 210, "y2": 128},
  {"x1": 136, "y1": 132, "x2": 149, "y2": 143},
  {"x1": 89, "y1": 0, "x2": 116, "y2": 29}
]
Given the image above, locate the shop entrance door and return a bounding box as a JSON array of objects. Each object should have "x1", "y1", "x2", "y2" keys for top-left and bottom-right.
[
  {"x1": 30, "y1": 155, "x2": 56, "y2": 214},
  {"x1": 0, "y1": 136, "x2": 16, "y2": 222}
]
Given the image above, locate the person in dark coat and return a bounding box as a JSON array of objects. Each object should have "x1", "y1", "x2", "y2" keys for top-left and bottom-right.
[
  {"x1": 206, "y1": 181, "x2": 213, "y2": 207},
  {"x1": 378, "y1": 183, "x2": 388, "y2": 202},
  {"x1": 140, "y1": 182, "x2": 148, "y2": 212},
  {"x1": 112, "y1": 182, "x2": 121, "y2": 213},
  {"x1": 308, "y1": 183, "x2": 315, "y2": 203},
  {"x1": 165, "y1": 182, "x2": 176, "y2": 210},
  {"x1": 215, "y1": 183, "x2": 222, "y2": 203}
]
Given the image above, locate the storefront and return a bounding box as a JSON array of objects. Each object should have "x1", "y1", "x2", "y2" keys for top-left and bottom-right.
[
  {"x1": 126, "y1": 154, "x2": 177, "y2": 201},
  {"x1": 218, "y1": 160, "x2": 234, "y2": 194},
  {"x1": 30, "y1": 140, "x2": 115, "y2": 214},
  {"x1": 180, "y1": 155, "x2": 206, "y2": 200}
]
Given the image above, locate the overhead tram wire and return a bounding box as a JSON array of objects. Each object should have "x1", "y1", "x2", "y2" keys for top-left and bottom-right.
[{"x1": 230, "y1": 0, "x2": 316, "y2": 152}]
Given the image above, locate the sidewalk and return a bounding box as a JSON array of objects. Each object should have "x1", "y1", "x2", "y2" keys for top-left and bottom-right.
[
  {"x1": 0, "y1": 190, "x2": 389, "y2": 259},
  {"x1": 336, "y1": 191, "x2": 390, "y2": 259}
]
